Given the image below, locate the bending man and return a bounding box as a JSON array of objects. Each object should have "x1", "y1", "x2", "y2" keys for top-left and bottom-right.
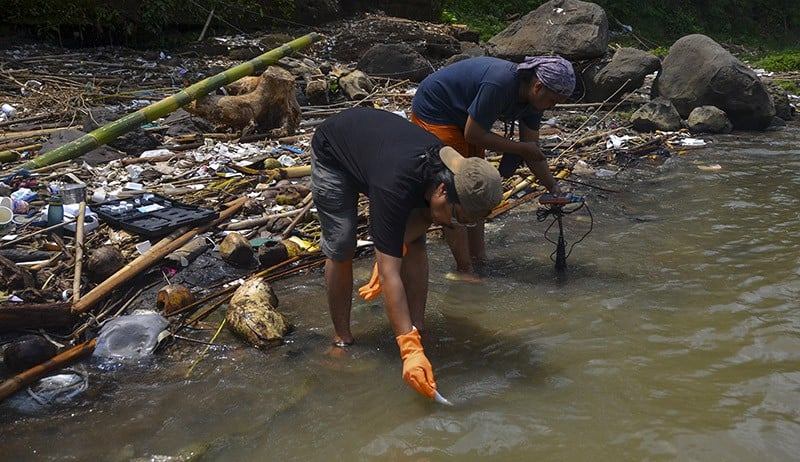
[
  {"x1": 311, "y1": 107, "x2": 503, "y2": 398},
  {"x1": 411, "y1": 55, "x2": 576, "y2": 280}
]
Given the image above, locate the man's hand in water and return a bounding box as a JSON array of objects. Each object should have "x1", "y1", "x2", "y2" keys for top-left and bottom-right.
[{"x1": 396, "y1": 327, "x2": 436, "y2": 398}]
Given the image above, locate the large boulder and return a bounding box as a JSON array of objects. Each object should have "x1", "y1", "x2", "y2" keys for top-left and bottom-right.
[
  {"x1": 652, "y1": 34, "x2": 775, "y2": 130},
  {"x1": 581, "y1": 47, "x2": 661, "y2": 102},
  {"x1": 357, "y1": 43, "x2": 434, "y2": 83},
  {"x1": 487, "y1": 0, "x2": 608, "y2": 61}
]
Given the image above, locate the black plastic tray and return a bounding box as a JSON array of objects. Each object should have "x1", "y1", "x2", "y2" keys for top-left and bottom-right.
[{"x1": 94, "y1": 193, "x2": 218, "y2": 237}]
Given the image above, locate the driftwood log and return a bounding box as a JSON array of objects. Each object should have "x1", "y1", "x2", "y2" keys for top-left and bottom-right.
[
  {"x1": 186, "y1": 66, "x2": 301, "y2": 136},
  {"x1": 0, "y1": 302, "x2": 77, "y2": 332},
  {"x1": 0, "y1": 338, "x2": 97, "y2": 402}
]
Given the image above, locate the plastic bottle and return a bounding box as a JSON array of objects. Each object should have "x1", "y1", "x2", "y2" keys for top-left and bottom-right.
[
  {"x1": 1, "y1": 103, "x2": 16, "y2": 119},
  {"x1": 47, "y1": 195, "x2": 64, "y2": 236}
]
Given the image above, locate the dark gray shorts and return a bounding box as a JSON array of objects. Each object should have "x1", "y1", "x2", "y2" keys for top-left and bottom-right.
[{"x1": 311, "y1": 148, "x2": 359, "y2": 261}]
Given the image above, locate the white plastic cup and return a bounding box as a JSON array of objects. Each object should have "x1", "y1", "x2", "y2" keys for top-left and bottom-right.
[{"x1": 0, "y1": 205, "x2": 13, "y2": 225}]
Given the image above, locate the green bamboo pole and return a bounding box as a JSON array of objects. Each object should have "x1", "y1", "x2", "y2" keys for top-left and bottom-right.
[{"x1": 19, "y1": 32, "x2": 324, "y2": 171}]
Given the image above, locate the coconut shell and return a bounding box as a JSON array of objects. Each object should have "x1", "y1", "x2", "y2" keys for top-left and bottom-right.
[
  {"x1": 156, "y1": 284, "x2": 196, "y2": 316},
  {"x1": 257, "y1": 239, "x2": 302, "y2": 268},
  {"x1": 241, "y1": 197, "x2": 265, "y2": 215},
  {"x1": 225, "y1": 278, "x2": 289, "y2": 349},
  {"x1": 86, "y1": 245, "x2": 126, "y2": 283},
  {"x1": 219, "y1": 232, "x2": 256, "y2": 267},
  {"x1": 4, "y1": 336, "x2": 58, "y2": 372}
]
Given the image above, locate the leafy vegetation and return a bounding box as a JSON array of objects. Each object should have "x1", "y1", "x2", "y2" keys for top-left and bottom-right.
[
  {"x1": 776, "y1": 80, "x2": 799, "y2": 94},
  {"x1": 753, "y1": 51, "x2": 800, "y2": 72},
  {"x1": 1, "y1": 0, "x2": 295, "y2": 47}
]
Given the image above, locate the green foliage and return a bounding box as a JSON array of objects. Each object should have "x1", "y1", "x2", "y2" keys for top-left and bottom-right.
[
  {"x1": 775, "y1": 80, "x2": 799, "y2": 94},
  {"x1": 648, "y1": 46, "x2": 670, "y2": 58},
  {"x1": 5, "y1": 0, "x2": 800, "y2": 51},
  {"x1": 138, "y1": 0, "x2": 174, "y2": 36},
  {"x1": 614, "y1": 110, "x2": 634, "y2": 122},
  {"x1": 443, "y1": 0, "x2": 543, "y2": 41},
  {"x1": 754, "y1": 52, "x2": 800, "y2": 72},
  {"x1": 441, "y1": 10, "x2": 457, "y2": 24}
]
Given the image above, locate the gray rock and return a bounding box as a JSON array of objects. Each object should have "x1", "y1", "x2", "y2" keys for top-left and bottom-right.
[
  {"x1": 82, "y1": 107, "x2": 159, "y2": 156},
  {"x1": 687, "y1": 106, "x2": 733, "y2": 133},
  {"x1": 631, "y1": 98, "x2": 683, "y2": 132},
  {"x1": 652, "y1": 34, "x2": 775, "y2": 130},
  {"x1": 487, "y1": 0, "x2": 608, "y2": 61},
  {"x1": 332, "y1": 15, "x2": 461, "y2": 64},
  {"x1": 582, "y1": 47, "x2": 661, "y2": 102},
  {"x1": 357, "y1": 43, "x2": 434, "y2": 83},
  {"x1": 762, "y1": 78, "x2": 794, "y2": 120}
]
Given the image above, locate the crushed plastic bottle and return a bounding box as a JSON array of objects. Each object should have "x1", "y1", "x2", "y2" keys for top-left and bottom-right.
[
  {"x1": 277, "y1": 154, "x2": 296, "y2": 167},
  {"x1": 1, "y1": 103, "x2": 16, "y2": 119},
  {"x1": 92, "y1": 311, "x2": 169, "y2": 361}
]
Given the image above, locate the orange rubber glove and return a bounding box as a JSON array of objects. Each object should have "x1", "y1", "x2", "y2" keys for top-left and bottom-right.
[
  {"x1": 396, "y1": 327, "x2": 436, "y2": 398},
  {"x1": 357, "y1": 245, "x2": 407, "y2": 301},
  {"x1": 357, "y1": 261, "x2": 382, "y2": 300}
]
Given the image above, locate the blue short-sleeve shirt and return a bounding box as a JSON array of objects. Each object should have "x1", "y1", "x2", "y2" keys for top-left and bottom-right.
[{"x1": 412, "y1": 57, "x2": 542, "y2": 131}]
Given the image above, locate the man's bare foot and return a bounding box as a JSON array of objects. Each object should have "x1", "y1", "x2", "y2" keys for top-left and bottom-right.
[
  {"x1": 444, "y1": 272, "x2": 484, "y2": 283},
  {"x1": 332, "y1": 336, "x2": 354, "y2": 348}
]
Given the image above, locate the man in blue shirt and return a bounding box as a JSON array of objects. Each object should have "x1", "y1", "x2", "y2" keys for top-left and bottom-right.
[{"x1": 410, "y1": 56, "x2": 575, "y2": 280}]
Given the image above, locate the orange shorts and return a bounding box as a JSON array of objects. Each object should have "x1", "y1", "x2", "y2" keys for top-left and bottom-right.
[{"x1": 410, "y1": 112, "x2": 485, "y2": 159}]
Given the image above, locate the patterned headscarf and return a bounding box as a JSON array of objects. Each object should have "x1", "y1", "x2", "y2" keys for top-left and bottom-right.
[{"x1": 517, "y1": 56, "x2": 576, "y2": 97}]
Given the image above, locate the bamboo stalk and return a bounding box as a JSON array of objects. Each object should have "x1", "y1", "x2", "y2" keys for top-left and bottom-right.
[
  {"x1": 0, "y1": 149, "x2": 20, "y2": 163},
  {"x1": 18, "y1": 33, "x2": 324, "y2": 171},
  {"x1": 0, "y1": 218, "x2": 77, "y2": 248},
  {"x1": 280, "y1": 193, "x2": 313, "y2": 239},
  {"x1": 280, "y1": 165, "x2": 311, "y2": 178},
  {"x1": 0, "y1": 114, "x2": 51, "y2": 128},
  {"x1": 72, "y1": 202, "x2": 86, "y2": 303},
  {"x1": 71, "y1": 196, "x2": 247, "y2": 314},
  {"x1": 198, "y1": 6, "x2": 215, "y2": 42},
  {"x1": 488, "y1": 190, "x2": 539, "y2": 219},
  {"x1": 224, "y1": 208, "x2": 304, "y2": 231},
  {"x1": 0, "y1": 143, "x2": 41, "y2": 163},
  {"x1": 0, "y1": 126, "x2": 79, "y2": 143},
  {"x1": 0, "y1": 338, "x2": 97, "y2": 403}
]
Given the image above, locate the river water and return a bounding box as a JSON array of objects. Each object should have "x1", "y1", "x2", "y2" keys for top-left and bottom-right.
[{"x1": 2, "y1": 123, "x2": 799, "y2": 461}]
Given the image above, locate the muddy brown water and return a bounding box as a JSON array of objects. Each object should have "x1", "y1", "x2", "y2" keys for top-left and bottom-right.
[{"x1": 2, "y1": 124, "x2": 799, "y2": 461}]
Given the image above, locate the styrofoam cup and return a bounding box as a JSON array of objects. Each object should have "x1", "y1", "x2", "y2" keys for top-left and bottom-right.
[{"x1": 0, "y1": 206, "x2": 12, "y2": 225}]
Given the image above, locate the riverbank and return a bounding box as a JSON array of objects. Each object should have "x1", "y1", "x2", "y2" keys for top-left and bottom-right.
[{"x1": 0, "y1": 15, "x2": 797, "y2": 408}]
